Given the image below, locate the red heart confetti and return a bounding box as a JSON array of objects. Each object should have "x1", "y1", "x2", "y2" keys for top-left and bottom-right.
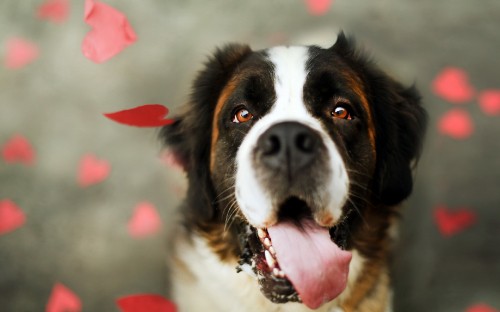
[
  {"x1": 438, "y1": 108, "x2": 474, "y2": 139},
  {"x1": 82, "y1": 0, "x2": 137, "y2": 63},
  {"x1": 306, "y1": 0, "x2": 333, "y2": 16},
  {"x1": 117, "y1": 294, "x2": 176, "y2": 312},
  {"x1": 478, "y1": 90, "x2": 500, "y2": 116},
  {"x1": 104, "y1": 104, "x2": 174, "y2": 127},
  {"x1": 128, "y1": 202, "x2": 162, "y2": 238},
  {"x1": 2, "y1": 134, "x2": 36, "y2": 165},
  {"x1": 432, "y1": 67, "x2": 475, "y2": 103},
  {"x1": 0, "y1": 199, "x2": 26, "y2": 235},
  {"x1": 434, "y1": 205, "x2": 477, "y2": 237},
  {"x1": 4, "y1": 37, "x2": 39, "y2": 69},
  {"x1": 466, "y1": 304, "x2": 499, "y2": 312},
  {"x1": 37, "y1": 0, "x2": 69, "y2": 23},
  {"x1": 77, "y1": 154, "x2": 111, "y2": 187},
  {"x1": 46, "y1": 283, "x2": 82, "y2": 312}
]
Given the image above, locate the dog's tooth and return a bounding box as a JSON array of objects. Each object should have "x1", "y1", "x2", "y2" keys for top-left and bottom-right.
[
  {"x1": 263, "y1": 237, "x2": 272, "y2": 248},
  {"x1": 257, "y1": 228, "x2": 267, "y2": 239},
  {"x1": 273, "y1": 268, "x2": 280, "y2": 276},
  {"x1": 265, "y1": 250, "x2": 276, "y2": 268},
  {"x1": 269, "y1": 246, "x2": 276, "y2": 256},
  {"x1": 278, "y1": 270, "x2": 286, "y2": 278}
]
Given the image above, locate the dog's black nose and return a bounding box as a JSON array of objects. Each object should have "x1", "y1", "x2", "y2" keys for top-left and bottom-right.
[{"x1": 257, "y1": 122, "x2": 321, "y2": 179}]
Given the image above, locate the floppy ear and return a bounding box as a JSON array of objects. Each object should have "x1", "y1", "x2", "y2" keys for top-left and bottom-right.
[
  {"x1": 333, "y1": 31, "x2": 427, "y2": 206},
  {"x1": 160, "y1": 44, "x2": 252, "y2": 226},
  {"x1": 371, "y1": 82, "x2": 427, "y2": 206}
]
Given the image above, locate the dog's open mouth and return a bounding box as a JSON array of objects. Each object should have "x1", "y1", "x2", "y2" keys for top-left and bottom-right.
[{"x1": 237, "y1": 197, "x2": 353, "y2": 309}]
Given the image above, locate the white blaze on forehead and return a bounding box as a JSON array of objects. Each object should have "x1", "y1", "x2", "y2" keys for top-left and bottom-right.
[
  {"x1": 267, "y1": 46, "x2": 310, "y2": 117},
  {"x1": 234, "y1": 46, "x2": 349, "y2": 228}
]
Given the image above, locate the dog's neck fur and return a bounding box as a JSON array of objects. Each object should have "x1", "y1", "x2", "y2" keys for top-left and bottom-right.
[{"x1": 169, "y1": 224, "x2": 394, "y2": 312}]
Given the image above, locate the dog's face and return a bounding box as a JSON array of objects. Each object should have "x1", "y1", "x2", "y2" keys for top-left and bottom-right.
[{"x1": 162, "y1": 33, "x2": 427, "y2": 309}]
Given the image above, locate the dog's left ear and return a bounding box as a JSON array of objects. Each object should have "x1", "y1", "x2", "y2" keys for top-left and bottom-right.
[
  {"x1": 370, "y1": 82, "x2": 427, "y2": 206},
  {"x1": 332, "y1": 32, "x2": 428, "y2": 206}
]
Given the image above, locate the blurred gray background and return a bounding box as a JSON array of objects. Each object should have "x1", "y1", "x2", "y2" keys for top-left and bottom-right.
[{"x1": 1, "y1": 0, "x2": 499, "y2": 311}]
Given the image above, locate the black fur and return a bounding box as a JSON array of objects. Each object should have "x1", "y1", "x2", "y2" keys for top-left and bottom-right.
[
  {"x1": 160, "y1": 44, "x2": 252, "y2": 229},
  {"x1": 331, "y1": 32, "x2": 427, "y2": 206}
]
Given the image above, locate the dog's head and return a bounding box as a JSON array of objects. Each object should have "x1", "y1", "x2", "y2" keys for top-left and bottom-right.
[{"x1": 161, "y1": 32, "x2": 427, "y2": 309}]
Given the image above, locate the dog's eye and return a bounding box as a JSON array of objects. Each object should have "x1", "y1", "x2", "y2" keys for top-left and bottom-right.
[
  {"x1": 232, "y1": 108, "x2": 254, "y2": 123},
  {"x1": 331, "y1": 106, "x2": 353, "y2": 120}
]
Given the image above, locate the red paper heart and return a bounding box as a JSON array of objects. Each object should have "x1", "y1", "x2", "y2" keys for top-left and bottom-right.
[
  {"x1": 434, "y1": 205, "x2": 476, "y2": 237},
  {"x1": 128, "y1": 202, "x2": 162, "y2": 238},
  {"x1": 2, "y1": 134, "x2": 36, "y2": 165},
  {"x1": 466, "y1": 304, "x2": 499, "y2": 312},
  {"x1": 77, "y1": 154, "x2": 111, "y2": 187},
  {"x1": 117, "y1": 294, "x2": 176, "y2": 312},
  {"x1": 104, "y1": 104, "x2": 174, "y2": 127},
  {"x1": 4, "y1": 38, "x2": 39, "y2": 69},
  {"x1": 438, "y1": 109, "x2": 474, "y2": 139},
  {"x1": 306, "y1": 0, "x2": 333, "y2": 16},
  {"x1": 0, "y1": 199, "x2": 26, "y2": 235},
  {"x1": 432, "y1": 67, "x2": 475, "y2": 103},
  {"x1": 37, "y1": 0, "x2": 69, "y2": 23},
  {"x1": 82, "y1": 0, "x2": 137, "y2": 63},
  {"x1": 478, "y1": 90, "x2": 500, "y2": 116},
  {"x1": 46, "y1": 283, "x2": 82, "y2": 312}
]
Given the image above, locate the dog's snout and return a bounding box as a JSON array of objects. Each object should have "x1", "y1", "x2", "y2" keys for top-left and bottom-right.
[{"x1": 257, "y1": 122, "x2": 321, "y2": 178}]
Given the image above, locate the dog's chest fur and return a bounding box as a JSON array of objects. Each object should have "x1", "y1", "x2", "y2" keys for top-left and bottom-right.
[{"x1": 169, "y1": 230, "x2": 393, "y2": 312}]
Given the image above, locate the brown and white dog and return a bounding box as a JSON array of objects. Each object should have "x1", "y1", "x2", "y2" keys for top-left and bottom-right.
[{"x1": 161, "y1": 32, "x2": 427, "y2": 312}]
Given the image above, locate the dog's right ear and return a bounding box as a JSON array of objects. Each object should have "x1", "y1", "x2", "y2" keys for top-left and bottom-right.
[{"x1": 160, "y1": 44, "x2": 252, "y2": 226}]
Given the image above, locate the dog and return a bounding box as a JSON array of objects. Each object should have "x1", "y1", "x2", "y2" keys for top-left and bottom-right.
[{"x1": 160, "y1": 32, "x2": 427, "y2": 312}]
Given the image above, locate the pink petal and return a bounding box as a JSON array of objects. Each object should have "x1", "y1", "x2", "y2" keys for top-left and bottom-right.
[
  {"x1": 437, "y1": 109, "x2": 474, "y2": 139},
  {"x1": 82, "y1": 0, "x2": 137, "y2": 63},
  {"x1": 1, "y1": 134, "x2": 36, "y2": 165},
  {"x1": 127, "y1": 202, "x2": 162, "y2": 238},
  {"x1": 4, "y1": 38, "x2": 39, "y2": 69},
  {"x1": 478, "y1": 90, "x2": 500, "y2": 116},
  {"x1": 46, "y1": 283, "x2": 82, "y2": 312},
  {"x1": 432, "y1": 67, "x2": 475, "y2": 103},
  {"x1": 306, "y1": 0, "x2": 333, "y2": 16},
  {"x1": 159, "y1": 150, "x2": 186, "y2": 171},
  {"x1": 77, "y1": 154, "x2": 111, "y2": 187},
  {"x1": 37, "y1": 0, "x2": 69, "y2": 23},
  {"x1": 466, "y1": 303, "x2": 498, "y2": 312},
  {"x1": 116, "y1": 294, "x2": 176, "y2": 312},
  {"x1": 0, "y1": 199, "x2": 26, "y2": 235}
]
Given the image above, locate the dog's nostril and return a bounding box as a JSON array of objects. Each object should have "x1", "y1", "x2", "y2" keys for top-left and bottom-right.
[
  {"x1": 296, "y1": 132, "x2": 317, "y2": 153},
  {"x1": 257, "y1": 122, "x2": 322, "y2": 176},
  {"x1": 262, "y1": 135, "x2": 281, "y2": 155}
]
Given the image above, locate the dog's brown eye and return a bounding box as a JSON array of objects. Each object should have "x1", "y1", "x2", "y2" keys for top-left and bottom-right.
[
  {"x1": 331, "y1": 106, "x2": 353, "y2": 120},
  {"x1": 233, "y1": 108, "x2": 254, "y2": 123}
]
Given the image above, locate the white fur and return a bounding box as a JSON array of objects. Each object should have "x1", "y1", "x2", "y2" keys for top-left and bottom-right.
[{"x1": 235, "y1": 46, "x2": 349, "y2": 228}]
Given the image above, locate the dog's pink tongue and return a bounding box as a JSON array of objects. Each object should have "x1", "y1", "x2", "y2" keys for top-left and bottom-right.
[{"x1": 267, "y1": 219, "x2": 352, "y2": 310}]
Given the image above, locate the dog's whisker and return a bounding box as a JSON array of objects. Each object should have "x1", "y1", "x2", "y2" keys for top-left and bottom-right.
[{"x1": 223, "y1": 199, "x2": 240, "y2": 233}]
